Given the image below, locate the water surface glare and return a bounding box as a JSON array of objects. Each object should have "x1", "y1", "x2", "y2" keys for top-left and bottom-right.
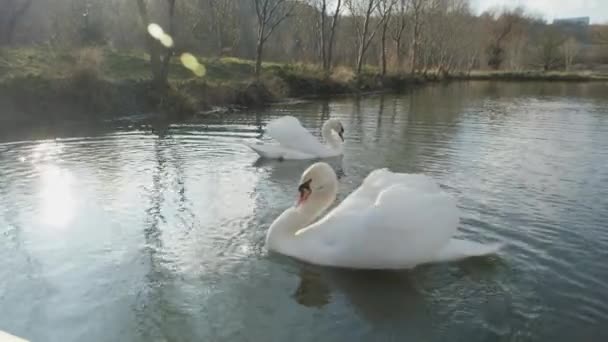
[{"x1": 1, "y1": 82, "x2": 608, "y2": 341}]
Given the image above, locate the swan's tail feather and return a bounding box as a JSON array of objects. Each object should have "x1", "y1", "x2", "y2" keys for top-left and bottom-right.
[
  {"x1": 245, "y1": 142, "x2": 316, "y2": 160},
  {"x1": 433, "y1": 239, "x2": 502, "y2": 263},
  {"x1": 246, "y1": 143, "x2": 266, "y2": 157},
  {"x1": 0, "y1": 329, "x2": 29, "y2": 342},
  {"x1": 246, "y1": 142, "x2": 281, "y2": 159}
]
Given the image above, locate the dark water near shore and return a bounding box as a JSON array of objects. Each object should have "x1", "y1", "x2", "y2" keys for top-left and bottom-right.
[{"x1": 1, "y1": 81, "x2": 607, "y2": 341}]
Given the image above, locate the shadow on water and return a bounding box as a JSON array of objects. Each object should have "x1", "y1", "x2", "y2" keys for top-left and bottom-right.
[
  {"x1": 320, "y1": 102, "x2": 331, "y2": 122},
  {"x1": 291, "y1": 254, "x2": 505, "y2": 306},
  {"x1": 293, "y1": 266, "x2": 426, "y2": 320},
  {"x1": 134, "y1": 123, "x2": 200, "y2": 340},
  {"x1": 374, "y1": 95, "x2": 385, "y2": 142},
  {"x1": 252, "y1": 156, "x2": 345, "y2": 179},
  {"x1": 134, "y1": 132, "x2": 170, "y2": 340},
  {"x1": 288, "y1": 254, "x2": 506, "y2": 341}
]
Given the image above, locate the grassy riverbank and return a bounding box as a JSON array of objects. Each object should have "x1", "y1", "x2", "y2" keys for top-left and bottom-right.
[
  {"x1": 448, "y1": 70, "x2": 608, "y2": 81},
  {"x1": 0, "y1": 47, "x2": 422, "y2": 125},
  {"x1": 1, "y1": 47, "x2": 607, "y2": 125}
]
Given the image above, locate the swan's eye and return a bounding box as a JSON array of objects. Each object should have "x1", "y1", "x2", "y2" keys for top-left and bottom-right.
[{"x1": 298, "y1": 179, "x2": 312, "y2": 193}]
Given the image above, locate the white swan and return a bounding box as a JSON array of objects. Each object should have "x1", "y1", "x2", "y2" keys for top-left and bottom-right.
[
  {"x1": 248, "y1": 116, "x2": 344, "y2": 160},
  {"x1": 266, "y1": 162, "x2": 502, "y2": 269}
]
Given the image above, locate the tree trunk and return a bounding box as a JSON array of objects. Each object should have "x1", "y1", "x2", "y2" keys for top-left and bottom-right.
[
  {"x1": 391, "y1": 0, "x2": 406, "y2": 71},
  {"x1": 253, "y1": 0, "x2": 294, "y2": 79},
  {"x1": 325, "y1": 0, "x2": 341, "y2": 77},
  {"x1": 356, "y1": 43, "x2": 365, "y2": 76},
  {"x1": 380, "y1": 17, "x2": 389, "y2": 76},
  {"x1": 319, "y1": 0, "x2": 327, "y2": 70},
  {"x1": 135, "y1": 0, "x2": 174, "y2": 90},
  {"x1": 2, "y1": 0, "x2": 33, "y2": 45},
  {"x1": 355, "y1": 1, "x2": 374, "y2": 77},
  {"x1": 159, "y1": 0, "x2": 176, "y2": 81},
  {"x1": 255, "y1": 36, "x2": 264, "y2": 79},
  {"x1": 207, "y1": 0, "x2": 224, "y2": 57},
  {"x1": 410, "y1": 19, "x2": 419, "y2": 75},
  {"x1": 394, "y1": 36, "x2": 402, "y2": 69}
]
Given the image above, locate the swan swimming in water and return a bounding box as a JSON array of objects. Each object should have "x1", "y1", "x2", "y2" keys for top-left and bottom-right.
[
  {"x1": 248, "y1": 116, "x2": 344, "y2": 160},
  {"x1": 266, "y1": 162, "x2": 502, "y2": 269}
]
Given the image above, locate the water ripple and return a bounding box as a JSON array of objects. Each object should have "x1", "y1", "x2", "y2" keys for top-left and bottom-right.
[{"x1": 1, "y1": 82, "x2": 608, "y2": 341}]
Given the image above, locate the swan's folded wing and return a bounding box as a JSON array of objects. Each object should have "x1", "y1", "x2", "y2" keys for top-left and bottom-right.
[
  {"x1": 265, "y1": 116, "x2": 330, "y2": 156},
  {"x1": 294, "y1": 186, "x2": 461, "y2": 269},
  {"x1": 371, "y1": 184, "x2": 459, "y2": 246},
  {"x1": 432, "y1": 239, "x2": 502, "y2": 263},
  {"x1": 247, "y1": 142, "x2": 315, "y2": 159},
  {"x1": 328, "y1": 169, "x2": 444, "y2": 217},
  {"x1": 361, "y1": 169, "x2": 441, "y2": 194}
]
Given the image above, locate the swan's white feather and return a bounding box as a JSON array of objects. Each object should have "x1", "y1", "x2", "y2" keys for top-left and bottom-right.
[
  {"x1": 290, "y1": 169, "x2": 500, "y2": 269},
  {"x1": 331, "y1": 169, "x2": 442, "y2": 215},
  {"x1": 250, "y1": 116, "x2": 338, "y2": 159},
  {"x1": 266, "y1": 116, "x2": 329, "y2": 155},
  {"x1": 247, "y1": 142, "x2": 315, "y2": 160},
  {"x1": 433, "y1": 239, "x2": 503, "y2": 263}
]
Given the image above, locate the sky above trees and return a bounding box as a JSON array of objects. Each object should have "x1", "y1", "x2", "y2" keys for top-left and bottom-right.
[{"x1": 473, "y1": 0, "x2": 608, "y2": 24}]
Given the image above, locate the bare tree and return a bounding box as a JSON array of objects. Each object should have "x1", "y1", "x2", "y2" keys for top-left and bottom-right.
[
  {"x1": 447, "y1": 1, "x2": 484, "y2": 73},
  {"x1": 561, "y1": 36, "x2": 579, "y2": 71},
  {"x1": 504, "y1": 21, "x2": 529, "y2": 70},
  {"x1": 409, "y1": 0, "x2": 424, "y2": 75},
  {"x1": 135, "y1": 0, "x2": 177, "y2": 89},
  {"x1": 315, "y1": 0, "x2": 327, "y2": 69},
  {"x1": 537, "y1": 25, "x2": 565, "y2": 71},
  {"x1": 485, "y1": 8, "x2": 523, "y2": 70},
  {"x1": 0, "y1": 0, "x2": 33, "y2": 45},
  {"x1": 325, "y1": 0, "x2": 342, "y2": 74},
  {"x1": 390, "y1": 0, "x2": 409, "y2": 71},
  {"x1": 346, "y1": 0, "x2": 387, "y2": 76},
  {"x1": 431, "y1": 0, "x2": 475, "y2": 75},
  {"x1": 253, "y1": 0, "x2": 296, "y2": 78},
  {"x1": 377, "y1": 0, "x2": 396, "y2": 76},
  {"x1": 311, "y1": 0, "x2": 342, "y2": 75},
  {"x1": 200, "y1": 0, "x2": 239, "y2": 56}
]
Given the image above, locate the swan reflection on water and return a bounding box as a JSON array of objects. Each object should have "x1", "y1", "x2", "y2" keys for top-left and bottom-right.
[
  {"x1": 293, "y1": 265, "x2": 426, "y2": 320},
  {"x1": 287, "y1": 256, "x2": 507, "y2": 339},
  {"x1": 252, "y1": 156, "x2": 346, "y2": 180}
]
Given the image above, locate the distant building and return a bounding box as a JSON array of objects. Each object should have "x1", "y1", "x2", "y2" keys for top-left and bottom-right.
[
  {"x1": 553, "y1": 17, "x2": 590, "y2": 26},
  {"x1": 552, "y1": 17, "x2": 592, "y2": 45}
]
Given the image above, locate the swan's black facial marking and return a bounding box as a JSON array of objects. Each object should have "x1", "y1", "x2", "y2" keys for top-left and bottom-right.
[
  {"x1": 297, "y1": 179, "x2": 312, "y2": 205},
  {"x1": 298, "y1": 179, "x2": 312, "y2": 194},
  {"x1": 338, "y1": 126, "x2": 345, "y2": 142}
]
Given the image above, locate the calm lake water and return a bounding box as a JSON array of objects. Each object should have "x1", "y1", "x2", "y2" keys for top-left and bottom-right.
[{"x1": 1, "y1": 82, "x2": 608, "y2": 341}]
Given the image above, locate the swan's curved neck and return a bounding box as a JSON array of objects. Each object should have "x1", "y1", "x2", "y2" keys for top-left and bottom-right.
[
  {"x1": 266, "y1": 187, "x2": 336, "y2": 255},
  {"x1": 321, "y1": 122, "x2": 342, "y2": 151}
]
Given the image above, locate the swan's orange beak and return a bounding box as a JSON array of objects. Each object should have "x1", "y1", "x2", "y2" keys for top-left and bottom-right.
[{"x1": 297, "y1": 179, "x2": 312, "y2": 206}]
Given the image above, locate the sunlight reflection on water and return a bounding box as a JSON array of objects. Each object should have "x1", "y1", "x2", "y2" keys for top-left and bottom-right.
[{"x1": 0, "y1": 82, "x2": 607, "y2": 342}]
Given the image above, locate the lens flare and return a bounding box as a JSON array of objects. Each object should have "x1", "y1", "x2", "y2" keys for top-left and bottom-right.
[
  {"x1": 180, "y1": 53, "x2": 206, "y2": 77},
  {"x1": 147, "y1": 23, "x2": 174, "y2": 48}
]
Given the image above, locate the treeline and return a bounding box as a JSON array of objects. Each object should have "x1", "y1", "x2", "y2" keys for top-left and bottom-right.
[{"x1": 2, "y1": 0, "x2": 608, "y2": 80}]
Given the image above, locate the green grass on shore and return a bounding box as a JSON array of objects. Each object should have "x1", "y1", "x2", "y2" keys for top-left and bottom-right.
[
  {"x1": 2, "y1": 46, "x2": 607, "y2": 122},
  {"x1": 0, "y1": 46, "x2": 359, "y2": 120},
  {"x1": 450, "y1": 69, "x2": 608, "y2": 81},
  {"x1": 3, "y1": 46, "x2": 606, "y2": 85},
  {"x1": 0, "y1": 46, "x2": 327, "y2": 84}
]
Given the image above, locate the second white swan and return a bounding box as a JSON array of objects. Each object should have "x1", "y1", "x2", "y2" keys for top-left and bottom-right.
[
  {"x1": 266, "y1": 162, "x2": 502, "y2": 269},
  {"x1": 248, "y1": 116, "x2": 344, "y2": 160}
]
